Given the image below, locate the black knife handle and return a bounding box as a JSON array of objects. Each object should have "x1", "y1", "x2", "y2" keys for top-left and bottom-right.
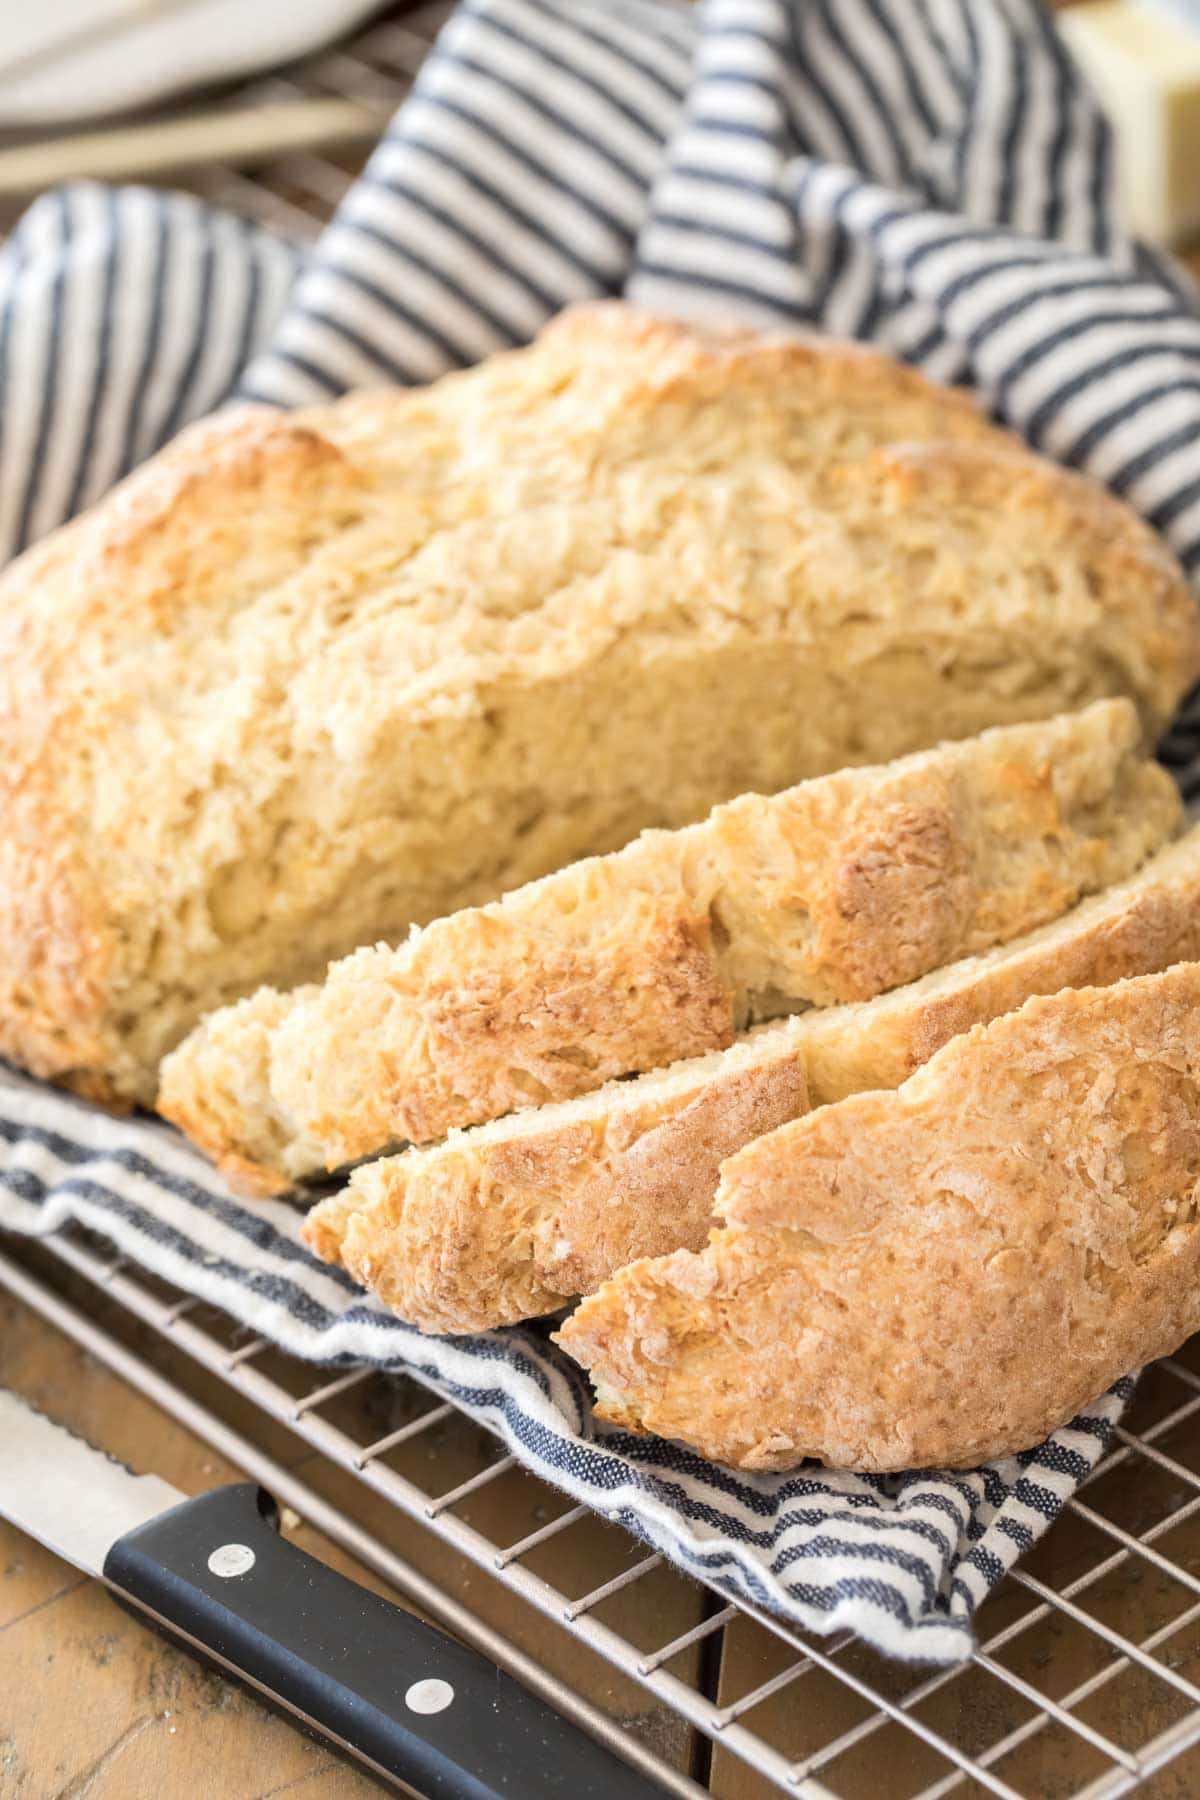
[{"x1": 103, "y1": 1483, "x2": 663, "y2": 1800}]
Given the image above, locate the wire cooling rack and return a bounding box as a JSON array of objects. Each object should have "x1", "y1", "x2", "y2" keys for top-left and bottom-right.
[
  {"x1": 8, "y1": 4, "x2": 1200, "y2": 1793},
  {"x1": 8, "y1": 1224, "x2": 1200, "y2": 1799},
  {"x1": 0, "y1": 3, "x2": 455, "y2": 235}
]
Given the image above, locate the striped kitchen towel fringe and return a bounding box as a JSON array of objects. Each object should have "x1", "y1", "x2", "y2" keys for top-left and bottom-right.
[{"x1": 0, "y1": 0, "x2": 1195, "y2": 1661}]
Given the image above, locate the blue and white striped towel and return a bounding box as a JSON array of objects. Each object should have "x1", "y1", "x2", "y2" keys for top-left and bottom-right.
[{"x1": 0, "y1": 0, "x2": 1194, "y2": 1664}]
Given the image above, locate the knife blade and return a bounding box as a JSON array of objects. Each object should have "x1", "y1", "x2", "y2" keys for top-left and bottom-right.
[{"x1": 0, "y1": 1388, "x2": 665, "y2": 1800}]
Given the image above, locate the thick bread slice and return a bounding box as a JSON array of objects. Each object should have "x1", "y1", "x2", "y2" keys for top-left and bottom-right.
[
  {"x1": 3, "y1": 303, "x2": 1197, "y2": 1107},
  {"x1": 302, "y1": 1034, "x2": 812, "y2": 1332},
  {"x1": 305, "y1": 824, "x2": 1200, "y2": 1333},
  {"x1": 556, "y1": 963, "x2": 1200, "y2": 1473},
  {"x1": 159, "y1": 701, "x2": 1180, "y2": 1192}
]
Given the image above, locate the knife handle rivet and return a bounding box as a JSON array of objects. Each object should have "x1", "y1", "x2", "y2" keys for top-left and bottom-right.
[
  {"x1": 207, "y1": 1542, "x2": 257, "y2": 1578},
  {"x1": 404, "y1": 1678, "x2": 455, "y2": 1715}
]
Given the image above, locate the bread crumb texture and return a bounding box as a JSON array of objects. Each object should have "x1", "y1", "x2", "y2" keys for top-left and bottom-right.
[
  {"x1": 161, "y1": 700, "x2": 1179, "y2": 1190},
  {"x1": 557, "y1": 963, "x2": 1200, "y2": 1472},
  {"x1": 303, "y1": 823, "x2": 1200, "y2": 1335},
  {"x1": 3, "y1": 305, "x2": 1196, "y2": 1108}
]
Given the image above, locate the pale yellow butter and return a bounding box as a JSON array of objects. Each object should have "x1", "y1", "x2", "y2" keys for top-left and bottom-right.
[{"x1": 1060, "y1": 0, "x2": 1200, "y2": 244}]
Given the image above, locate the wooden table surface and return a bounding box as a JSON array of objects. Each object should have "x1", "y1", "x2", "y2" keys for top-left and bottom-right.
[
  {"x1": 0, "y1": 1283, "x2": 386, "y2": 1800},
  {"x1": 0, "y1": 1243, "x2": 709, "y2": 1800}
]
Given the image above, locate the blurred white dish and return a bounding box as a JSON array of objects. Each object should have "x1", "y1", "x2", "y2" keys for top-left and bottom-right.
[{"x1": 0, "y1": 0, "x2": 390, "y2": 126}]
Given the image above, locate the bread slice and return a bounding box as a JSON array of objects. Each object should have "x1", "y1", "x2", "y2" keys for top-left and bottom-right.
[
  {"x1": 557, "y1": 963, "x2": 1200, "y2": 1473},
  {"x1": 159, "y1": 700, "x2": 1180, "y2": 1192},
  {"x1": 3, "y1": 303, "x2": 1197, "y2": 1108},
  {"x1": 304, "y1": 824, "x2": 1200, "y2": 1333},
  {"x1": 302, "y1": 1032, "x2": 812, "y2": 1332}
]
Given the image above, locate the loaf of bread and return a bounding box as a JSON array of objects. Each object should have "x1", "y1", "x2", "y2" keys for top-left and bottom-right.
[
  {"x1": 557, "y1": 963, "x2": 1200, "y2": 1472},
  {"x1": 2, "y1": 304, "x2": 1196, "y2": 1107},
  {"x1": 304, "y1": 823, "x2": 1200, "y2": 1332},
  {"x1": 159, "y1": 701, "x2": 1179, "y2": 1192}
]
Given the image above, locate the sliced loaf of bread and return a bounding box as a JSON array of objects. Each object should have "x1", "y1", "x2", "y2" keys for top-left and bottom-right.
[
  {"x1": 160, "y1": 700, "x2": 1180, "y2": 1192},
  {"x1": 305, "y1": 824, "x2": 1200, "y2": 1332}
]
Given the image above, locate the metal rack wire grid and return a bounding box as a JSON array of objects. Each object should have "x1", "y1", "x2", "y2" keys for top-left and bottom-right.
[
  {"x1": 6, "y1": 3, "x2": 1200, "y2": 1794},
  {"x1": 9, "y1": 1224, "x2": 1200, "y2": 1800},
  {"x1": 0, "y1": 3, "x2": 456, "y2": 236}
]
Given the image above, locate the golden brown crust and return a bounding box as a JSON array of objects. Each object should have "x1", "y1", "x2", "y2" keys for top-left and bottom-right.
[
  {"x1": 0, "y1": 409, "x2": 367, "y2": 1102},
  {"x1": 807, "y1": 800, "x2": 974, "y2": 1000},
  {"x1": 796, "y1": 823, "x2": 1200, "y2": 1101},
  {"x1": 557, "y1": 965, "x2": 1200, "y2": 1472},
  {"x1": 822, "y1": 439, "x2": 1199, "y2": 718},
  {"x1": 161, "y1": 701, "x2": 1180, "y2": 1190},
  {"x1": 2, "y1": 302, "x2": 1196, "y2": 1109},
  {"x1": 303, "y1": 824, "x2": 1200, "y2": 1334},
  {"x1": 288, "y1": 903, "x2": 735, "y2": 1162},
  {"x1": 302, "y1": 1047, "x2": 810, "y2": 1332}
]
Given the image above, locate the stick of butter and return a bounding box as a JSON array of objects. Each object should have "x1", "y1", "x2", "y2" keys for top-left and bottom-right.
[{"x1": 1060, "y1": 0, "x2": 1200, "y2": 244}]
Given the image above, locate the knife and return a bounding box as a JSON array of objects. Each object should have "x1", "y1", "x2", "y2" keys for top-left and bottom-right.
[{"x1": 0, "y1": 1387, "x2": 665, "y2": 1799}]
